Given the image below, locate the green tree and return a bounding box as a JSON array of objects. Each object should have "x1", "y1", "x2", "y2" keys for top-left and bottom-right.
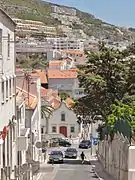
[
  {"x1": 41, "y1": 100, "x2": 54, "y2": 134},
  {"x1": 77, "y1": 44, "x2": 127, "y2": 119},
  {"x1": 74, "y1": 44, "x2": 135, "y2": 139},
  {"x1": 59, "y1": 92, "x2": 69, "y2": 101},
  {"x1": 17, "y1": 53, "x2": 48, "y2": 69}
]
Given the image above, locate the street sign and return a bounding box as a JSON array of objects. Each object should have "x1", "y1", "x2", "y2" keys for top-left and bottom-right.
[{"x1": 93, "y1": 137, "x2": 99, "y2": 145}]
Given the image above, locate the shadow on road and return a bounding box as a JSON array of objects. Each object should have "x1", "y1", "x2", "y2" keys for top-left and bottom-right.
[{"x1": 63, "y1": 159, "x2": 90, "y2": 165}]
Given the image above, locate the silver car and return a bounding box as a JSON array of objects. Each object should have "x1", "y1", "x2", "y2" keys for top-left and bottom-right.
[
  {"x1": 65, "y1": 148, "x2": 78, "y2": 159},
  {"x1": 49, "y1": 150, "x2": 64, "y2": 163}
]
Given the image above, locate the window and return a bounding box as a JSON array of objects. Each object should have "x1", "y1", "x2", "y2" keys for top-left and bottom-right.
[
  {"x1": 6, "y1": 80, "x2": 8, "y2": 99},
  {"x1": 13, "y1": 78, "x2": 15, "y2": 95},
  {"x1": 52, "y1": 126, "x2": 56, "y2": 133},
  {"x1": 0, "y1": 29, "x2": 2, "y2": 54},
  {"x1": 1, "y1": 81, "x2": 4, "y2": 102},
  {"x1": 8, "y1": 34, "x2": 10, "y2": 57},
  {"x1": 61, "y1": 112, "x2": 65, "y2": 121},
  {"x1": 41, "y1": 127, "x2": 44, "y2": 134},
  {"x1": 9, "y1": 79, "x2": 12, "y2": 96},
  {"x1": 70, "y1": 126, "x2": 75, "y2": 133}
]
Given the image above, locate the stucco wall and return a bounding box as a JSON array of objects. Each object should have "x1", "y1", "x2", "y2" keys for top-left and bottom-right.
[
  {"x1": 48, "y1": 78, "x2": 77, "y2": 91},
  {"x1": 98, "y1": 133, "x2": 135, "y2": 180},
  {"x1": 47, "y1": 102, "x2": 79, "y2": 137}
]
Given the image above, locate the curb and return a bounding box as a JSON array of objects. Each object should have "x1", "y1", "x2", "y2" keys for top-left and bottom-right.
[{"x1": 91, "y1": 165, "x2": 103, "y2": 180}]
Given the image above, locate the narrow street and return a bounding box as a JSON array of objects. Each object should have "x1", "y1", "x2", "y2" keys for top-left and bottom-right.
[{"x1": 38, "y1": 143, "x2": 99, "y2": 180}]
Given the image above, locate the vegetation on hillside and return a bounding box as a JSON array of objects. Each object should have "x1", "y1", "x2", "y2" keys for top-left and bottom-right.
[
  {"x1": 1, "y1": 0, "x2": 135, "y2": 40},
  {"x1": 16, "y1": 53, "x2": 48, "y2": 69}
]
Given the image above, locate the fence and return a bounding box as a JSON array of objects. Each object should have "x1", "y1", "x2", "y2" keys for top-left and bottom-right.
[{"x1": 98, "y1": 132, "x2": 135, "y2": 180}]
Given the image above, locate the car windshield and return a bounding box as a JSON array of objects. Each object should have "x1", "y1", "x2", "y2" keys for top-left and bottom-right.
[
  {"x1": 66, "y1": 148, "x2": 76, "y2": 152},
  {"x1": 51, "y1": 151, "x2": 62, "y2": 155},
  {"x1": 81, "y1": 140, "x2": 90, "y2": 143}
]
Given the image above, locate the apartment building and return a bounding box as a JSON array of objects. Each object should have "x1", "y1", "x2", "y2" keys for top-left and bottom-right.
[
  {"x1": 47, "y1": 37, "x2": 84, "y2": 50},
  {"x1": 49, "y1": 57, "x2": 74, "y2": 70},
  {"x1": 13, "y1": 18, "x2": 57, "y2": 36},
  {"x1": 0, "y1": 9, "x2": 17, "y2": 178},
  {"x1": 16, "y1": 40, "x2": 52, "y2": 53},
  {"x1": 47, "y1": 69, "x2": 84, "y2": 99}
]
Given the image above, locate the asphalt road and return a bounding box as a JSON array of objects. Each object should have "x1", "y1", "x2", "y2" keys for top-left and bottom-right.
[{"x1": 38, "y1": 143, "x2": 99, "y2": 180}]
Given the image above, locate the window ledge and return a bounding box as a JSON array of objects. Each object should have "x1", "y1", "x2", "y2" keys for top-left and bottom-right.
[
  {"x1": 6, "y1": 98, "x2": 8, "y2": 101},
  {"x1": 7, "y1": 57, "x2": 10, "y2": 61},
  {"x1": 1, "y1": 101, "x2": 4, "y2": 104},
  {"x1": 13, "y1": 94, "x2": 15, "y2": 96},
  {"x1": 9, "y1": 95, "x2": 12, "y2": 99}
]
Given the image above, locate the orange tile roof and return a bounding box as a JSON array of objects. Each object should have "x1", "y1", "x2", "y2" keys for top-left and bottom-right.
[
  {"x1": 48, "y1": 69, "x2": 77, "y2": 79},
  {"x1": 16, "y1": 87, "x2": 37, "y2": 109},
  {"x1": 65, "y1": 97, "x2": 75, "y2": 108},
  {"x1": 31, "y1": 70, "x2": 48, "y2": 84}
]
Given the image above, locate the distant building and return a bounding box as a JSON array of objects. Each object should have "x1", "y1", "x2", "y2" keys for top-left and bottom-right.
[
  {"x1": 49, "y1": 57, "x2": 74, "y2": 70},
  {"x1": 47, "y1": 37, "x2": 84, "y2": 50},
  {"x1": 13, "y1": 18, "x2": 57, "y2": 36},
  {"x1": 47, "y1": 69, "x2": 84, "y2": 99}
]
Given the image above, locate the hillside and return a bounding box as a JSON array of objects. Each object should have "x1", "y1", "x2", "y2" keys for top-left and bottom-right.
[{"x1": 1, "y1": 0, "x2": 135, "y2": 41}]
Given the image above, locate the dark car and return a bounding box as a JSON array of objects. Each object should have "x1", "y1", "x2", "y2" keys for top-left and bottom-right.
[
  {"x1": 79, "y1": 140, "x2": 91, "y2": 149},
  {"x1": 49, "y1": 150, "x2": 64, "y2": 163},
  {"x1": 65, "y1": 148, "x2": 78, "y2": 159},
  {"x1": 59, "y1": 139, "x2": 71, "y2": 147}
]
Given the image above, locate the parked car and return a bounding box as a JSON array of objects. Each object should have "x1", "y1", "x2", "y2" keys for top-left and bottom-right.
[
  {"x1": 49, "y1": 150, "x2": 64, "y2": 163},
  {"x1": 59, "y1": 139, "x2": 71, "y2": 147},
  {"x1": 79, "y1": 140, "x2": 91, "y2": 149},
  {"x1": 65, "y1": 148, "x2": 78, "y2": 159}
]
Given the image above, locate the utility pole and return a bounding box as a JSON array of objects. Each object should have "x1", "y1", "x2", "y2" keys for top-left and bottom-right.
[{"x1": 24, "y1": 72, "x2": 33, "y2": 180}]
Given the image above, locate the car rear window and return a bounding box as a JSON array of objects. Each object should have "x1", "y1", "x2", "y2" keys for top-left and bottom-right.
[
  {"x1": 66, "y1": 148, "x2": 76, "y2": 152},
  {"x1": 82, "y1": 140, "x2": 90, "y2": 143},
  {"x1": 51, "y1": 151, "x2": 62, "y2": 155}
]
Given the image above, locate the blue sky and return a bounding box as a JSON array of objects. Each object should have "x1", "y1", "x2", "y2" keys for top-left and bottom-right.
[{"x1": 45, "y1": 0, "x2": 135, "y2": 27}]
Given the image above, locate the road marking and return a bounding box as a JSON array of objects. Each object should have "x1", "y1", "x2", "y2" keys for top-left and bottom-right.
[
  {"x1": 36, "y1": 173, "x2": 47, "y2": 180},
  {"x1": 51, "y1": 164, "x2": 60, "y2": 180},
  {"x1": 58, "y1": 168, "x2": 75, "y2": 171}
]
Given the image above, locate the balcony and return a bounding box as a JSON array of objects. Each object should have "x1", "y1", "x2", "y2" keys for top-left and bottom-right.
[{"x1": 16, "y1": 128, "x2": 30, "y2": 151}]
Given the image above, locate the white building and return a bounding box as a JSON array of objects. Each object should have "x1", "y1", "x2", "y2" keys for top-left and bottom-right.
[
  {"x1": 42, "y1": 100, "x2": 80, "y2": 138},
  {"x1": 13, "y1": 18, "x2": 56, "y2": 36},
  {"x1": 47, "y1": 37, "x2": 84, "y2": 50},
  {"x1": 0, "y1": 9, "x2": 17, "y2": 178},
  {"x1": 16, "y1": 72, "x2": 42, "y2": 164}
]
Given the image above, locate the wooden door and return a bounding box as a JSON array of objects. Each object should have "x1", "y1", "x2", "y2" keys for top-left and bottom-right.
[{"x1": 59, "y1": 126, "x2": 67, "y2": 137}]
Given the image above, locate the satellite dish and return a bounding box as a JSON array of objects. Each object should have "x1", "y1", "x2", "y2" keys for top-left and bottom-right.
[{"x1": 36, "y1": 141, "x2": 42, "y2": 149}]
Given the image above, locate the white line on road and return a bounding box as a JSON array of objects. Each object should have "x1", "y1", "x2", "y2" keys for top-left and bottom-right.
[
  {"x1": 51, "y1": 164, "x2": 60, "y2": 180},
  {"x1": 58, "y1": 168, "x2": 75, "y2": 171}
]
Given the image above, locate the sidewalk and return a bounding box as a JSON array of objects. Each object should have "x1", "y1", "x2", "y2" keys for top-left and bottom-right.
[{"x1": 90, "y1": 156, "x2": 116, "y2": 180}]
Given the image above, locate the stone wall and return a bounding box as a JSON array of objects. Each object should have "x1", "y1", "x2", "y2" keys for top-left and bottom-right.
[{"x1": 97, "y1": 133, "x2": 135, "y2": 180}]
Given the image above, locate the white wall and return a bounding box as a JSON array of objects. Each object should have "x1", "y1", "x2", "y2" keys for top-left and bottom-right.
[
  {"x1": 0, "y1": 10, "x2": 16, "y2": 171},
  {"x1": 0, "y1": 11, "x2": 16, "y2": 130},
  {"x1": 48, "y1": 102, "x2": 79, "y2": 137}
]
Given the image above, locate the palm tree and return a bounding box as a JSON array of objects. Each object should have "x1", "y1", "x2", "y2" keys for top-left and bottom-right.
[{"x1": 41, "y1": 99, "x2": 54, "y2": 134}]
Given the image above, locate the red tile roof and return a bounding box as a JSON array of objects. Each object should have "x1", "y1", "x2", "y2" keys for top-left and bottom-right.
[{"x1": 48, "y1": 69, "x2": 77, "y2": 79}]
